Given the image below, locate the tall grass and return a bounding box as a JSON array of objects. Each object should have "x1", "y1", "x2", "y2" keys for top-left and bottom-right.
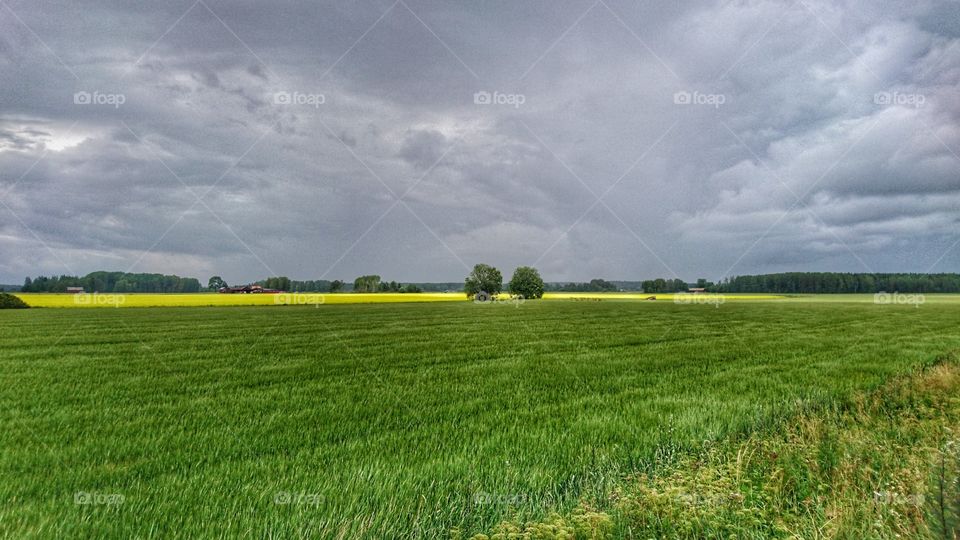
[
  {"x1": 1, "y1": 300, "x2": 958, "y2": 538},
  {"x1": 472, "y1": 352, "x2": 960, "y2": 539}
]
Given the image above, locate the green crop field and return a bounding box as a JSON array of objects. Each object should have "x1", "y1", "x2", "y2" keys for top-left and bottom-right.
[{"x1": 2, "y1": 299, "x2": 960, "y2": 538}]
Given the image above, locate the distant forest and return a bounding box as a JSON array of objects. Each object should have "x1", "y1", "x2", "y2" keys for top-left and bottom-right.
[
  {"x1": 713, "y1": 273, "x2": 960, "y2": 294},
  {"x1": 15, "y1": 271, "x2": 960, "y2": 294},
  {"x1": 20, "y1": 272, "x2": 201, "y2": 293}
]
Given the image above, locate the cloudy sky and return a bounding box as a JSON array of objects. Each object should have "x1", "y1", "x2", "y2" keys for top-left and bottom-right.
[{"x1": 1, "y1": 0, "x2": 958, "y2": 284}]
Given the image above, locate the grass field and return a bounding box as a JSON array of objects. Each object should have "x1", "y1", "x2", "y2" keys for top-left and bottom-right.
[{"x1": 2, "y1": 299, "x2": 959, "y2": 538}]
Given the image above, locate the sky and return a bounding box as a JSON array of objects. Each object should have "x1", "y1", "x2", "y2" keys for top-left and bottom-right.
[{"x1": 1, "y1": 0, "x2": 958, "y2": 285}]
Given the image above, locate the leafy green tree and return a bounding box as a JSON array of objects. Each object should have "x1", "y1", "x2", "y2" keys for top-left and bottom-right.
[
  {"x1": 589, "y1": 278, "x2": 616, "y2": 292},
  {"x1": 509, "y1": 266, "x2": 544, "y2": 299},
  {"x1": 264, "y1": 276, "x2": 291, "y2": 291},
  {"x1": 353, "y1": 275, "x2": 382, "y2": 293},
  {"x1": 464, "y1": 264, "x2": 502, "y2": 299},
  {"x1": 208, "y1": 276, "x2": 227, "y2": 290},
  {"x1": 329, "y1": 280, "x2": 344, "y2": 293}
]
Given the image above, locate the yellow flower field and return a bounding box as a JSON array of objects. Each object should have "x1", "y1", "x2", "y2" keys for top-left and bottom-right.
[
  {"x1": 14, "y1": 292, "x2": 464, "y2": 308},
  {"x1": 13, "y1": 291, "x2": 788, "y2": 308}
]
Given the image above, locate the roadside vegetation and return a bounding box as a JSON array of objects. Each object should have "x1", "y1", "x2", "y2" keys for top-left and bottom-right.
[{"x1": 465, "y1": 352, "x2": 960, "y2": 539}]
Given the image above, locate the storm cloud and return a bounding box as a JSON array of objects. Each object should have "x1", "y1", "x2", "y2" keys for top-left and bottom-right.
[{"x1": 1, "y1": 0, "x2": 958, "y2": 284}]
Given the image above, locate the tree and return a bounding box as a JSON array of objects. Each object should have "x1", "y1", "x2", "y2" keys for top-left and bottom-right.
[
  {"x1": 664, "y1": 278, "x2": 684, "y2": 292},
  {"x1": 464, "y1": 264, "x2": 502, "y2": 299},
  {"x1": 589, "y1": 278, "x2": 617, "y2": 292},
  {"x1": 329, "y1": 280, "x2": 344, "y2": 293},
  {"x1": 353, "y1": 275, "x2": 381, "y2": 293},
  {"x1": 509, "y1": 266, "x2": 544, "y2": 299},
  {"x1": 262, "y1": 276, "x2": 291, "y2": 291},
  {"x1": 208, "y1": 276, "x2": 227, "y2": 290}
]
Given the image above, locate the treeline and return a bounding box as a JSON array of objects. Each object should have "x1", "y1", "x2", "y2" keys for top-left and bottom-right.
[
  {"x1": 22, "y1": 272, "x2": 201, "y2": 293},
  {"x1": 254, "y1": 277, "x2": 346, "y2": 293},
  {"x1": 245, "y1": 275, "x2": 421, "y2": 293},
  {"x1": 352, "y1": 275, "x2": 422, "y2": 293},
  {"x1": 714, "y1": 273, "x2": 960, "y2": 293},
  {"x1": 546, "y1": 279, "x2": 619, "y2": 292},
  {"x1": 641, "y1": 278, "x2": 692, "y2": 293}
]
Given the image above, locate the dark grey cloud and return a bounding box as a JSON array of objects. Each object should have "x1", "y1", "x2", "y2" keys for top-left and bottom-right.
[{"x1": 1, "y1": 0, "x2": 958, "y2": 284}]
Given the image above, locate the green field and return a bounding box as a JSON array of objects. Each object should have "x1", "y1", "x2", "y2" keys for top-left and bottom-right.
[{"x1": 2, "y1": 299, "x2": 959, "y2": 538}]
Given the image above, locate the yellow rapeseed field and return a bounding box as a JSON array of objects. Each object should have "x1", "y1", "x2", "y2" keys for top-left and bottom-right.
[{"x1": 14, "y1": 292, "x2": 786, "y2": 308}]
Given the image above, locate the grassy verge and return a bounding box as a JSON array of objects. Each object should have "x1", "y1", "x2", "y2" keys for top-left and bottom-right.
[{"x1": 463, "y1": 351, "x2": 960, "y2": 539}]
